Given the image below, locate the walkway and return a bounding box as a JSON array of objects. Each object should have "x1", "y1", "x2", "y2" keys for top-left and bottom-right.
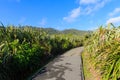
[{"x1": 32, "y1": 47, "x2": 84, "y2": 80}]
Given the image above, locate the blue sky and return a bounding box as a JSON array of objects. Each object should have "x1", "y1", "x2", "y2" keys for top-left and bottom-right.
[{"x1": 0, "y1": 0, "x2": 120, "y2": 30}]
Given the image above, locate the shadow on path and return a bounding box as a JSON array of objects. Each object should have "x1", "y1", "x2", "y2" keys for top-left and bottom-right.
[
  {"x1": 32, "y1": 47, "x2": 84, "y2": 80},
  {"x1": 32, "y1": 56, "x2": 72, "y2": 80}
]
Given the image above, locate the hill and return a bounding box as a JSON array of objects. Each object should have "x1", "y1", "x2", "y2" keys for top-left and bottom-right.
[
  {"x1": 41, "y1": 28, "x2": 60, "y2": 34},
  {"x1": 62, "y1": 29, "x2": 90, "y2": 35},
  {"x1": 41, "y1": 28, "x2": 90, "y2": 35}
]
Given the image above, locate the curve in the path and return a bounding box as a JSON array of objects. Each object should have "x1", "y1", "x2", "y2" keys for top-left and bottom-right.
[{"x1": 32, "y1": 47, "x2": 84, "y2": 80}]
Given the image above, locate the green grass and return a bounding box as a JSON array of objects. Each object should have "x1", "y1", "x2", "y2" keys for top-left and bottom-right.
[
  {"x1": 0, "y1": 25, "x2": 84, "y2": 80},
  {"x1": 84, "y1": 24, "x2": 120, "y2": 80},
  {"x1": 82, "y1": 52, "x2": 97, "y2": 80},
  {"x1": 82, "y1": 54, "x2": 91, "y2": 80}
]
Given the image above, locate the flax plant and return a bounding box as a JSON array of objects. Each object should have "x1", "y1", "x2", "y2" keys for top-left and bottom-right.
[{"x1": 85, "y1": 24, "x2": 120, "y2": 80}]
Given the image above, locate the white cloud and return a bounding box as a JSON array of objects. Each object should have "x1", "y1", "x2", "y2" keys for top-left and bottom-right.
[
  {"x1": 63, "y1": 0, "x2": 111, "y2": 23},
  {"x1": 39, "y1": 18, "x2": 47, "y2": 26},
  {"x1": 84, "y1": 6, "x2": 93, "y2": 15},
  {"x1": 80, "y1": 0, "x2": 99, "y2": 4},
  {"x1": 109, "y1": 8, "x2": 120, "y2": 17},
  {"x1": 63, "y1": 7, "x2": 81, "y2": 22},
  {"x1": 95, "y1": 0, "x2": 110, "y2": 10},
  {"x1": 106, "y1": 16, "x2": 120, "y2": 24},
  {"x1": 83, "y1": 0, "x2": 110, "y2": 15}
]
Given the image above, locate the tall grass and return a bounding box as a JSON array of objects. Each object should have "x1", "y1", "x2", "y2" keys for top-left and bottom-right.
[
  {"x1": 84, "y1": 24, "x2": 120, "y2": 80},
  {"x1": 0, "y1": 25, "x2": 83, "y2": 80}
]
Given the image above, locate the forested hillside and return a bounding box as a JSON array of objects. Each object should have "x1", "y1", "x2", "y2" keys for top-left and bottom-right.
[
  {"x1": 39, "y1": 27, "x2": 90, "y2": 35},
  {"x1": 62, "y1": 29, "x2": 90, "y2": 36}
]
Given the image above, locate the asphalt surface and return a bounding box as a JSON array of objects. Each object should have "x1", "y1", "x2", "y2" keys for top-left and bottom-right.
[{"x1": 32, "y1": 47, "x2": 84, "y2": 80}]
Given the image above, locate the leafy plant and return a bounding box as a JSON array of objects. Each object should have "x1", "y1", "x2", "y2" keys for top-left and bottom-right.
[{"x1": 84, "y1": 24, "x2": 120, "y2": 80}]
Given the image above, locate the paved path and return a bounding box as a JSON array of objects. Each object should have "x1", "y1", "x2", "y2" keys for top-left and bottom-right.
[{"x1": 32, "y1": 47, "x2": 84, "y2": 80}]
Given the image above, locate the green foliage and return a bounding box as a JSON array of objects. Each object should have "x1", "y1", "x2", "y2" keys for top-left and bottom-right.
[
  {"x1": 40, "y1": 27, "x2": 90, "y2": 36},
  {"x1": 62, "y1": 29, "x2": 90, "y2": 36},
  {"x1": 0, "y1": 25, "x2": 83, "y2": 80},
  {"x1": 84, "y1": 24, "x2": 120, "y2": 80}
]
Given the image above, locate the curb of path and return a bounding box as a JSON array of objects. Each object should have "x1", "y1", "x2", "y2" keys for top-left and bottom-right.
[{"x1": 80, "y1": 51, "x2": 85, "y2": 80}]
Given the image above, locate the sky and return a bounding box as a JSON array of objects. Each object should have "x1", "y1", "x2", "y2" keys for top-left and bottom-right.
[{"x1": 0, "y1": 0, "x2": 120, "y2": 30}]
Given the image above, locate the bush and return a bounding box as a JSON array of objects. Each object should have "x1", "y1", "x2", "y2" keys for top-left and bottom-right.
[
  {"x1": 0, "y1": 25, "x2": 83, "y2": 80},
  {"x1": 84, "y1": 24, "x2": 120, "y2": 80}
]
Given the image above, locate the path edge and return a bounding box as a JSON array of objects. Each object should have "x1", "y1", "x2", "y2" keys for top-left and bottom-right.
[{"x1": 80, "y1": 49, "x2": 85, "y2": 80}]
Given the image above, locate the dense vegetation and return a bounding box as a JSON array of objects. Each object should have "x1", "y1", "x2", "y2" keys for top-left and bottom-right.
[
  {"x1": 2, "y1": 23, "x2": 120, "y2": 80},
  {"x1": 0, "y1": 25, "x2": 85, "y2": 80},
  {"x1": 62, "y1": 29, "x2": 90, "y2": 36},
  {"x1": 83, "y1": 24, "x2": 120, "y2": 80},
  {"x1": 40, "y1": 27, "x2": 90, "y2": 35}
]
